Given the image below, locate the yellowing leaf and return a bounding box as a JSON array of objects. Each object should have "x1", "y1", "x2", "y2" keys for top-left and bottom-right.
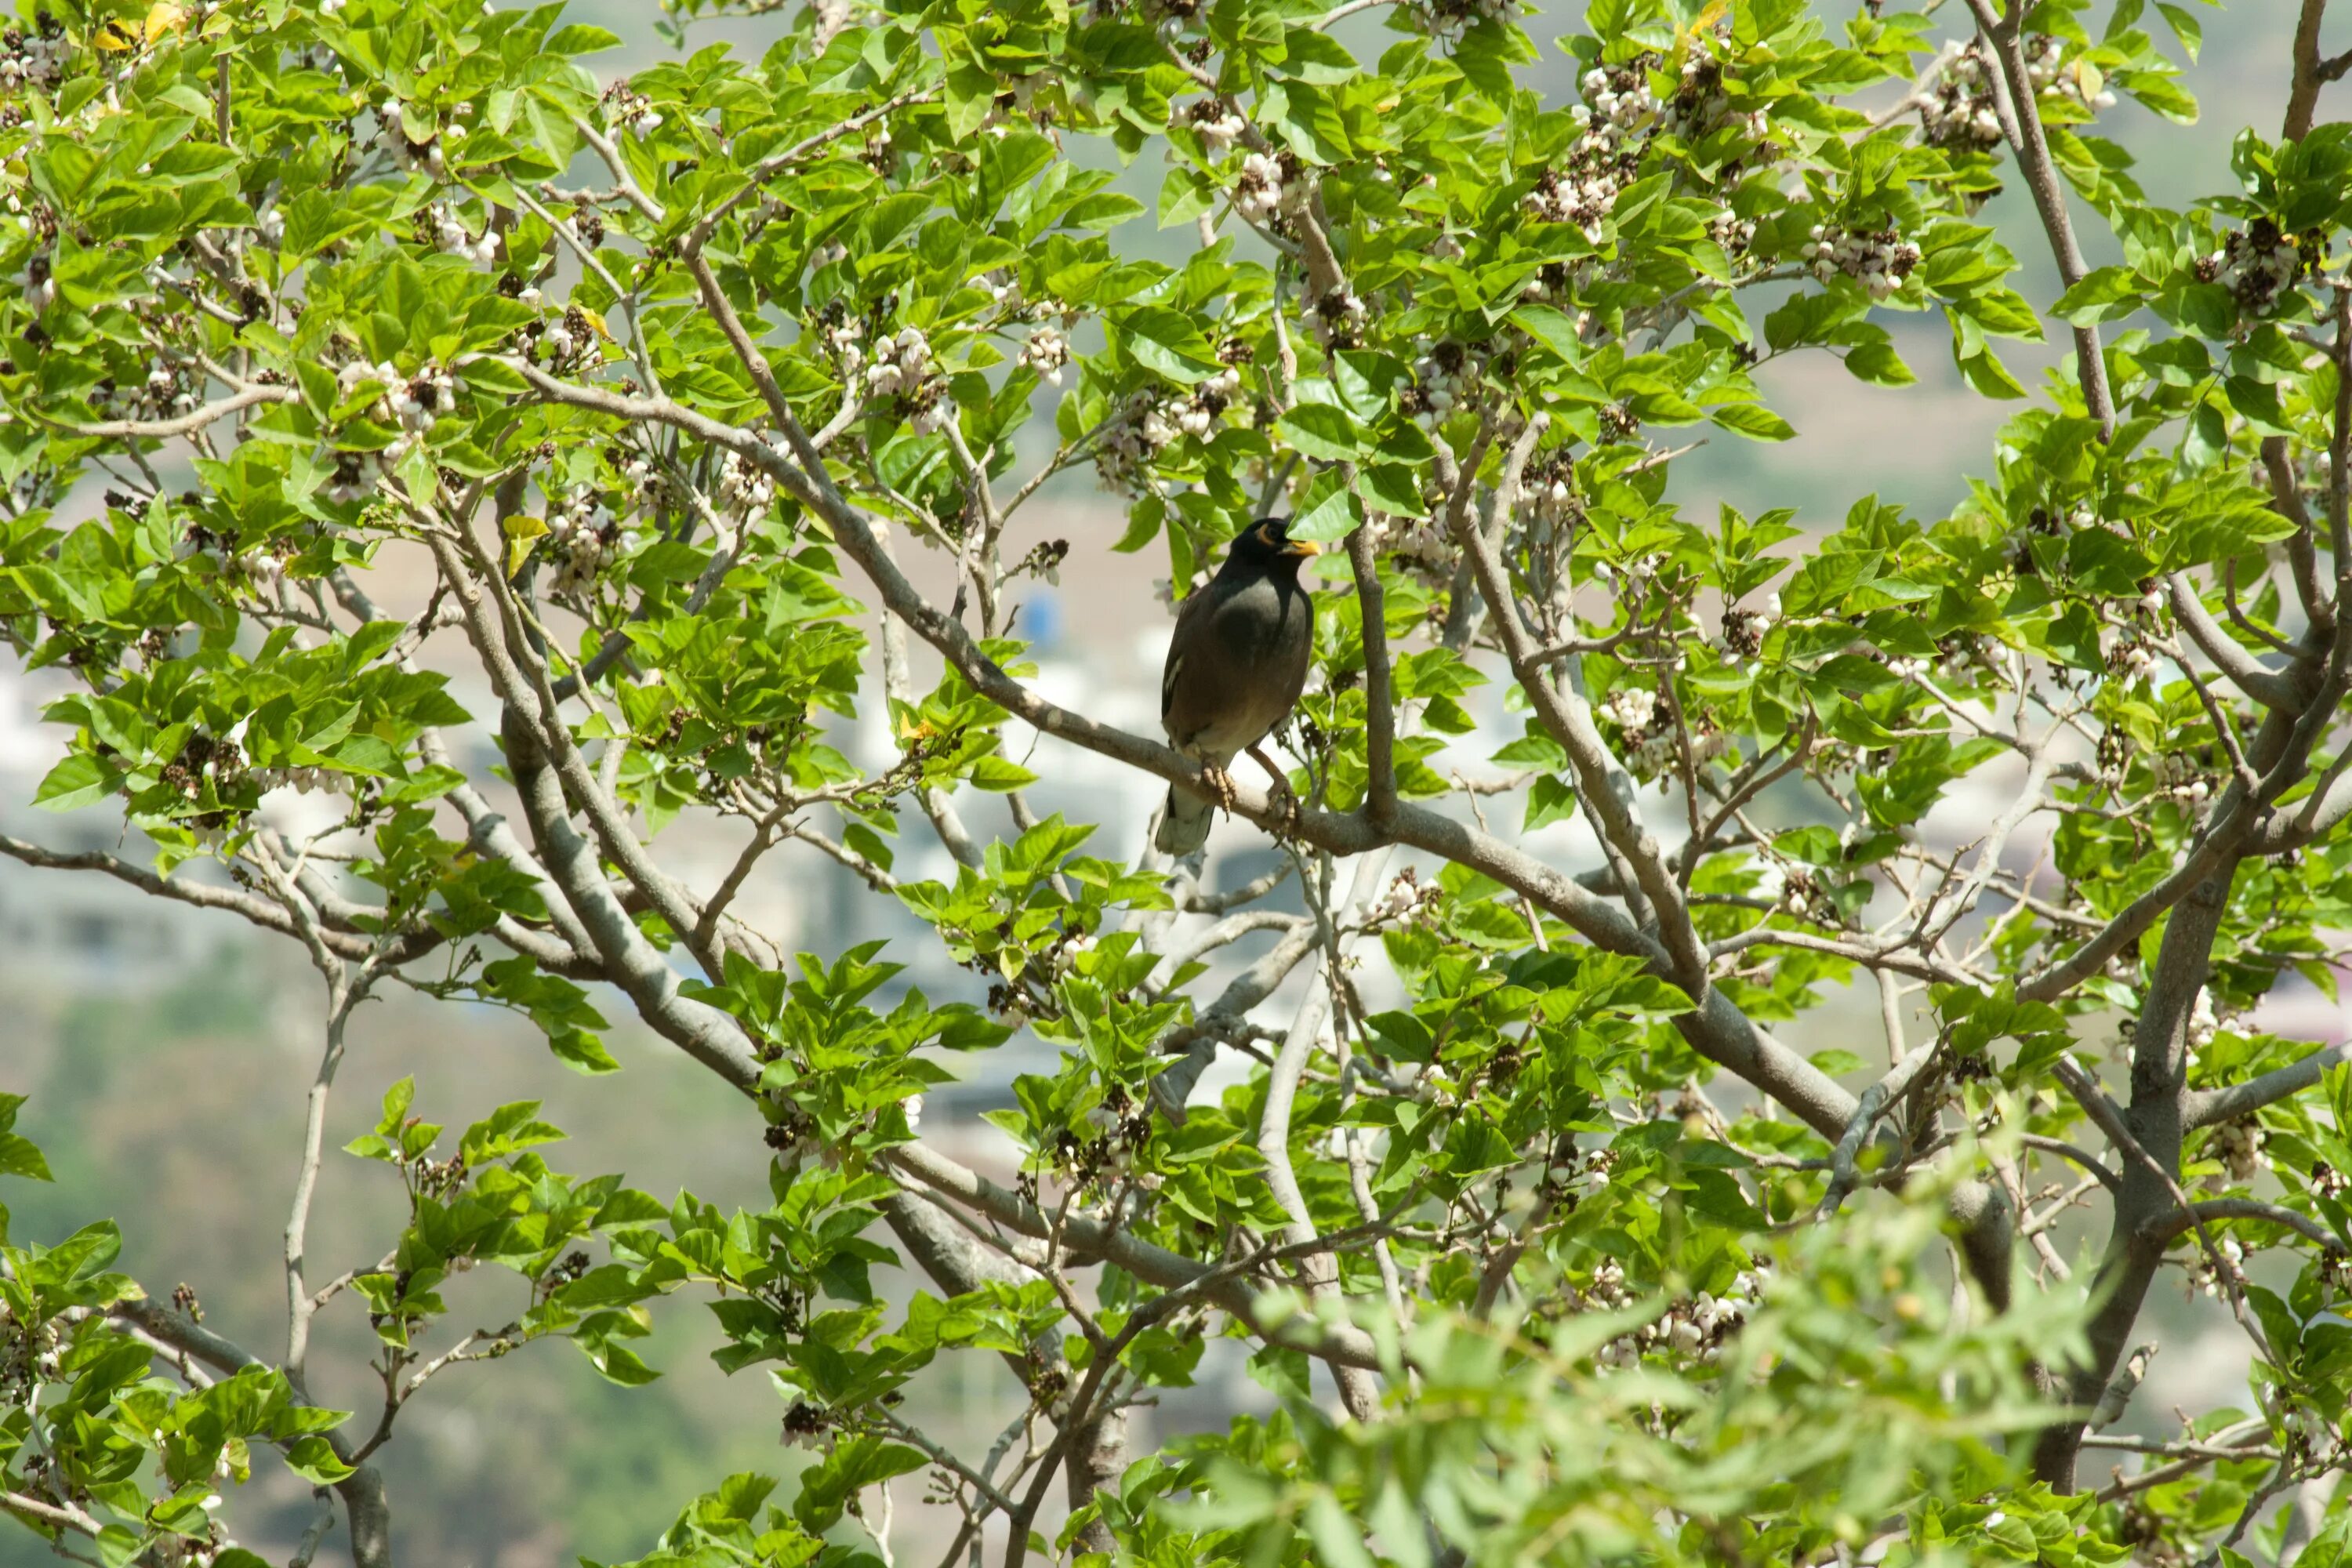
[
  {"x1": 144, "y1": 2, "x2": 186, "y2": 41},
  {"x1": 501, "y1": 514, "x2": 550, "y2": 579},
  {"x1": 580, "y1": 307, "x2": 613, "y2": 342}
]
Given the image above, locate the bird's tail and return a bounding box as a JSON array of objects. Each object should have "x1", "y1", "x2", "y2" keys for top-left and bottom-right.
[{"x1": 1155, "y1": 782, "x2": 1215, "y2": 857}]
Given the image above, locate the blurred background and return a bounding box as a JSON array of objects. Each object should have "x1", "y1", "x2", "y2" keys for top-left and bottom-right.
[{"x1": 0, "y1": 1, "x2": 2337, "y2": 1562}]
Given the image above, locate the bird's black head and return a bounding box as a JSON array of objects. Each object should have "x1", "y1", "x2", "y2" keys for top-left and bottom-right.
[{"x1": 1222, "y1": 517, "x2": 1322, "y2": 578}]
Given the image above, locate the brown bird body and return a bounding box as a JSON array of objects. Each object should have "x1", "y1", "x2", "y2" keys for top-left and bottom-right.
[{"x1": 1155, "y1": 517, "x2": 1319, "y2": 856}]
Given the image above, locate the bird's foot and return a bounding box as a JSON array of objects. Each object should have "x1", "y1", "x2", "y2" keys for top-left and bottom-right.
[
  {"x1": 1201, "y1": 761, "x2": 1239, "y2": 818},
  {"x1": 1247, "y1": 744, "x2": 1302, "y2": 833}
]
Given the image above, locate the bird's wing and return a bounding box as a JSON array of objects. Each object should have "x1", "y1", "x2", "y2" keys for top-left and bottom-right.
[{"x1": 1162, "y1": 582, "x2": 1221, "y2": 728}]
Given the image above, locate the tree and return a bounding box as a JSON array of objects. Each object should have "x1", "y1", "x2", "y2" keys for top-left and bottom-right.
[{"x1": 1, "y1": 0, "x2": 2350, "y2": 1560}]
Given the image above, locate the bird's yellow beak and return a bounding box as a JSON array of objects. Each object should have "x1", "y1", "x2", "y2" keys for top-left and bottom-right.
[{"x1": 1283, "y1": 538, "x2": 1323, "y2": 558}]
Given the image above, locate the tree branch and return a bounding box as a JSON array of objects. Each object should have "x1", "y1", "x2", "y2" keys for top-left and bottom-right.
[
  {"x1": 1963, "y1": 0, "x2": 2116, "y2": 434},
  {"x1": 111, "y1": 1300, "x2": 394, "y2": 1568}
]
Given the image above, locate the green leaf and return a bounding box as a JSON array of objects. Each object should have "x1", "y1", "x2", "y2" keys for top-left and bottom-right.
[
  {"x1": 1287, "y1": 471, "x2": 1364, "y2": 543},
  {"x1": 283, "y1": 1436, "x2": 356, "y2": 1485},
  {"x1": 1276, "y1": 404, "x2": 1369, "y2": 462},
  {"x1": 2157, "y1": 2, "x2": 2201, "y2": 60},
  {"x1": 968, "y1": 756, "x2": 1039, "y2": 791},
  {"x1": 1843, "y1": 341, "x2": 1915, "y2": 386},
  {"x1": 1708, "y1": 403, "x2": 1795, "y2": 441},
  {"x1": 1511, "y1": 304, "x2": 1587, "y2": 362},
  {"x1": 1117, "y1": 307, "x2": 1217, "y2": 383},
  {"x1": 34, "y1": 754, "x2": 114, "y2": 811},
  {"x1": 0, "y1": 1132, "x2": 52, "y2": 1181},
  {"x1": 543, "y1": 24, "x2": 622, "y2": 55},
  {"x1": 1362, "y1": 463, "x2": 1429, "y2": 518},
  {"x1": 2052, "y1": 267, "x2": 2143, "y2": 325}
]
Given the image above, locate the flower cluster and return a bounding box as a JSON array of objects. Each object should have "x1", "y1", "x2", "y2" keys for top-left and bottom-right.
[
  {"x1": 2312, "y1": 1160, "x2": 2349, "y2": 1200},
  {"x1": 1720, "y1": 593, "x2": 1778, "y2": 664},
  {"x1": 1412, "y1": 340, "x2": 1479, "y2": 421},
  {"x1": 2281, "y1": 1402, "x2": 2347, "y2": 1463},
  {"x1": 2147, "y1": 749, "x2": 2212, "y2": 806},
  {"x1": 1359, "y1": 513, "x2": 1453, "y2": 574},
  {"x1": 715, "y1": 450, "x2": 775, "y2": 518},
  {"x1": 1582, "y1": 1257, "x2": 1633, "y2": 1310},
  {"x1": 2107, "y1": 627, "x2": 2160, "y2": 688},
  {"x1": 1769, "y1": 862, "x2": 1842, "y2": 925},
  {"x1": 2194, "y1": 219, "x2": 2315, "y2": 317},
  {"x1": 96, "y1": 356, "x2": 200, "y2": 423},
  {"x1": 1406, "y1": 0, "x2": 1515, "y2": 42},
  {"x1": 862, "y1": 325, "x2": 932, "y2": 400},
  {"x1": 1921, "y1": 43, "x2": 2005, "y2": 151},
  {"x1": 1580, "y1": 56, "x2": 1661, "y2": 136},
  {"x1": 421, "y1": 201, "x2": 499, "y2": 265},
  {"x1": 1305, "y1": 286, "x2": 1367, "y2": 350},
  {"x1": 1184, "y1": 97, "x2": 1247, "y2": 158},
  {"x1": 0, "y1": 15, "x2": 67, "y2": 93},
  {"x1": 1599, "y1": 683, "x2": 1704, "y2": 779},
  {"x1": 865, "y1": 326, "x2": 953, "y2": 434},
  {"x1": 325, "y1": 450, "x2": 394, "y2": 506},
  {"x1": 602, "y1": 80, "x2": 662, "y2": 137},
  {"x1": 0, "y1": 1300, "x2": 64, "y2": 1403},
  {"x1": 612, "y1": 447, "x2": 667, "y2": 513},
  {"x1": 1171, "y1": 362, "x2": 1247, "y2": 440},
  {"x1": 2190, "y1": 1236, "x2": 2247, "y2": 1298},
  {"x1": 159, "y1": 732, "x2": 248, "y2": 806},
  {"x1": 1708, "y1": 209, "x2": 1757, "y2": 259},
  {"x1": 1358, "y1": 867, "x2": 1445, "y2": 931},
  {"x1": 1018, "y1": 321, "x2": 1070, "y2": 384},
  {"x1": 2203, "y1": 1116, "x2": 2269, "y2": 1188},
  {"x1": 338, "y1": 358, "x2": 454, "y2": 470},
  {"x1": 542, "y1": 487, "x2": 617, "y2": 597},
  {"x1": 1596, "y1": 1267, "x2": 1767, "y2": 1369},
  {"x1": 20, "y1": 245, "x2": 54, "y2": 314},
  {"x1": 1525, "y1": 450, "x2": 1581, "y2": 535},
  {"x1": 1232, "y1": 150, "x2": 1288, "y2": 224},
  {"x1": 2025, "y1": 35, "x2": 2117, "y2": 112},
  {"x1": 376, "y1": 105, "x2": 447, "y2": 180},
  {"x1": 529, "y1": 304, "x2": 601, "y2": 373},
  {"x1": 1658, "y1": 49, "x2": 1769, "y2": 144},
  {"x1": 1599, "y1": 684, "x2": 1657, "y2": 735},
  {"x1": 1098, "y1": 392, "x2": 1171, "y2": 495},
  {"x1": 1046, "y1": 1080, "x2": 1156, "y2": 1203},
  {"x1": 1099, "y1": 360, "x2": 1245, "y2": 492},
  {"x1": 978, "y1": 268, "x2": 1023, "y2": 314},
  {"x1": 780, "y1": 1398, "x2": 832, "y2": 1452},
  {"x1": 227, "y1": 538, "x2": 299, "y2": 598},
  {"x1": 1523, "y1": 152, "x2": 1637, "y2": 245},
  {"x1": 1801, "y1": 223, "x2": 1922, "y2": 299},
  {"x1": 815, "y1": 303, "x2": 867, "y2": 380},
  {"x1": 249, "y1": 764, "x2": 347, "y2": 798}
]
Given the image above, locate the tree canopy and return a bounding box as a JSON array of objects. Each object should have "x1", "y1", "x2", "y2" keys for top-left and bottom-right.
[{"x1": 2, "y1": 0, "x2": 2352, "y2": 1563}]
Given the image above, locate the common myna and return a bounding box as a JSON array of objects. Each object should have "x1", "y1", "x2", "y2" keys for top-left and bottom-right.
[{"x1": 1154, "y1": 517, "x2": 1320, "y2": 857}]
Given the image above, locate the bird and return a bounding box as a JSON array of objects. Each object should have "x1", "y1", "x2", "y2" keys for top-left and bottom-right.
[{"x1": 1154, "y1": 517, "x2": 1321, "y2": 857}]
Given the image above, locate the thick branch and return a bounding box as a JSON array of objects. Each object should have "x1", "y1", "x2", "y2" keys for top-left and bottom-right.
[
  {"x1": 2184, "y1": 1039, "x2": 2350, "y2": 1129},
  {"x1": 2138, "y1": 1198, "x2": 2348, "y2": 1252},
  {"x1": 1964, "y1": 0, "x2": 2116, "y2": 434},
  {"x1": 1441, "y1": 415, "x2": 1708, "y2": 993}
]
